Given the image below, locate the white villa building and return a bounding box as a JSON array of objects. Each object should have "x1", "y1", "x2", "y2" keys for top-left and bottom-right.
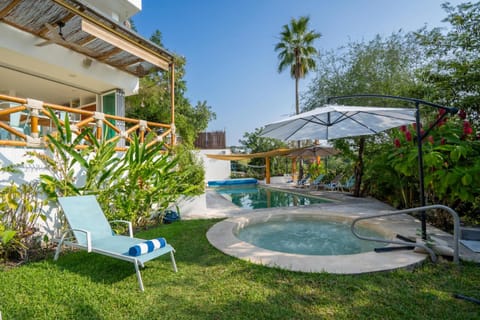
[
  {"x1": 0, "y1": 0, "x2": 179, "y2": 234},
  {"x1": 0, "y1": 0, "x2": 176, "y2": 180}
]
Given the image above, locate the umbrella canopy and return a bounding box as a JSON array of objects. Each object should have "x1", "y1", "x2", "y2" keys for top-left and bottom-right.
[
  {"x1": 261, "y1": 105, "x2": 416, "y2": 141},
  {"x1": 287, "y1": 145, "x2": 340, "y2": 158}
]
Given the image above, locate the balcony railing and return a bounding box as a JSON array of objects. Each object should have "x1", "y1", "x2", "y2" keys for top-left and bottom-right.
[{"x1": 0, "y1": 94, "x2": 174, "y2": 151}]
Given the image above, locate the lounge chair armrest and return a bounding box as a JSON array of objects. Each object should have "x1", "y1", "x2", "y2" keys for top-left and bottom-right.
[
  {"x1": 109, "y1": 220, "x2": 133, "y2": 237},
  {"x1": 58, "y1": 228, "x2": 92, "y2": 252}
]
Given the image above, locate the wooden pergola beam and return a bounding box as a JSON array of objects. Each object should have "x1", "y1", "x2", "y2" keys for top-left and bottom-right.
[
  {"x1": 81, "y1": 19, "x2": 170, "y2": 71},
  {"x1": 0, "y1": 0, "x2": 21, "y2": 19}
]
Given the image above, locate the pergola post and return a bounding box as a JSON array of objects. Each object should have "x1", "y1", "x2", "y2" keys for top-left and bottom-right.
[
  {"x1": 292, "y1": 157, "x2": 297, "y2": 182},
  {"x1": 265, "y1": 156, "x2": 271, "y2": 184}
]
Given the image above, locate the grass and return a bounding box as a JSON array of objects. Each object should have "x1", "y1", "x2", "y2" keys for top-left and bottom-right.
[{"x1": 0, "y1": 219, "x2": 479, "y2": 319}]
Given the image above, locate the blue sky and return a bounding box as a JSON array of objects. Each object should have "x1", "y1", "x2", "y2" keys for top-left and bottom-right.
[{"x1": 132, "y1": 0, "x2": 463, "y2": 146}]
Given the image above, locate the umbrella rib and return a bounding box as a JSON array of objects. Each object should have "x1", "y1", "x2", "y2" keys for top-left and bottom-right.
[
  {"x1": 345, "y1": 111, "x2": 379, "y2": 134},
  {"x1": 305, "y1": 115, "x2": 330, "y2": 126},
  {"x1": 283, "y1": 115, "x2": 331, "y2": 140},
  {"x1": 283, "y1": 119, "x2": 314, "y2": 140}
]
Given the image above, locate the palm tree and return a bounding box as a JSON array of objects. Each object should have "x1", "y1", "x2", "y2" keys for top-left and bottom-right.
[{"x1": 275, "y1": 16, "x2": 321, "y2": 115}]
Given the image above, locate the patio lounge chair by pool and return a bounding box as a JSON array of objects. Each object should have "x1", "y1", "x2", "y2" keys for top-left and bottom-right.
[
  {"x1": 324, "y1": 174, "x2": 343, "y2": 191},
  {"x1": 338, "y1": 176, "x2": 355, "y2": 192},
  {"x1": 310, "y1": 174, "x2": 325, "y2": 190},
  {"x1": 55, "y1": 195, "x2": 178, "y2": 291},
  {"x1": 295, "y1": 173, "x2": 311, "y2": 188}
]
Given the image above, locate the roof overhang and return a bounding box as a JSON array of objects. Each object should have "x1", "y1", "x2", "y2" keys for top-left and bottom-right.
[{"x1": 0, "y1": 0, "x2": 174, "y2": 77}]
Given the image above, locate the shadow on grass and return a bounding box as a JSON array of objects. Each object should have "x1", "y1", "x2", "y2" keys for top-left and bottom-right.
[
  {"x1": 52, "y1": 251, "x2": 138, "y2": 285},
  {"x1": 136, "y1": 219, "x2": 233, "y2": 267}
]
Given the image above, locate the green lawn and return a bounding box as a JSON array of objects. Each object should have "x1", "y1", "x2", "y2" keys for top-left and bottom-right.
[{"x1": 1, "y1": 219, "x2": 479, "y2": 319}]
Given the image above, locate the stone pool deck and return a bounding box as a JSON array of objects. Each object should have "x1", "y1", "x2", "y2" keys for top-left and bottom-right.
[{"x1": 181, "y1": 181, "x2": 480, "y2": 273}]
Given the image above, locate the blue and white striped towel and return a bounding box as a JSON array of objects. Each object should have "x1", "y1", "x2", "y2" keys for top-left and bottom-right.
[{"x1": 128, "y1": 237, "x2": 167, "y2": 256}]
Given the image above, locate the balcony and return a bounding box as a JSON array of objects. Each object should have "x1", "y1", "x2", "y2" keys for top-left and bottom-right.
[{"x1": 0, "y1": 94, "x2": 174, "y2": 150}]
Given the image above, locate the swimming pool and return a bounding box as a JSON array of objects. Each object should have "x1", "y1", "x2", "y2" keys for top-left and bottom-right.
[{"x1": 215, "y1": 186, "x2": 329, "y2": 209}]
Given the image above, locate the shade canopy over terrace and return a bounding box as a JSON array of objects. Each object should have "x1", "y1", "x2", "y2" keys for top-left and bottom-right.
[
  {"x1": 206, "y1": 148, "x2": 293, "y2": 161},
  {"x1": 0, "y1": 0, "x2": 174, "y2": 76},
  {"x1": 206, "y1": 146, "x2": 339, "y2": 184}
]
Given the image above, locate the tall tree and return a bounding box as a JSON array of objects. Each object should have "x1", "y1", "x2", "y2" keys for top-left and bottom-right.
[
  {"x1": 415, "y1": 1, "x2": 480, "y2": 118},
  {"x1": 125, "y1": 30, "x2": 216, "y2": 147},
  {"x1": 275, "y1": 16, "x2": 321, "y2": 115}
]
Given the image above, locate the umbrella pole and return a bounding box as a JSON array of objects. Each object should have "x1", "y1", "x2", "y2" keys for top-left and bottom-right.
[{"x1": 415, "y1": 103, "x2": 427, "y2": 240}]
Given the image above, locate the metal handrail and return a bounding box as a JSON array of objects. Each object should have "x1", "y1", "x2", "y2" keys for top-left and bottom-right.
[{"x1": 351, "y1": 204, "x2": 461, "y2": 264}]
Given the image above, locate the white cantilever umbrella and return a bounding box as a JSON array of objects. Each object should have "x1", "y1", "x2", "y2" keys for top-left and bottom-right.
[{"x1": 261, "y1": 105, "x2": 416, "y2": 141}]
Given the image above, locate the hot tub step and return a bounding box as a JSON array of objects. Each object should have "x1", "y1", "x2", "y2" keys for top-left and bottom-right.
[{"x1": 374, "y1": 246, "x2": 415, "y2": 253}]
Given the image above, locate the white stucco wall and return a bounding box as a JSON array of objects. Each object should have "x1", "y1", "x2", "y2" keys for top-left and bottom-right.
[
  {"x1": 0, "y1": 147, "x2": 66, "y2": 238},
  {"x1": 171, "y1": 149, "x2": 231, "y2": 217},
  {"x1": 197, "y1": 149, "x2": 231, "y2": 183}
]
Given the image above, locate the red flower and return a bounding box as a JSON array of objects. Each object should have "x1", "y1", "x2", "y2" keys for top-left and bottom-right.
[
  {"x1": 463, "y1": 121, "x2": 473, "y2": 135},
  {"x1": 428, "y1": 135, "x2": 434, "y2": 144},
  {"x1": 405, "y1": 130, "x2": 412, "y2": 141},
  {"x1": 441, "y1": 138, "x2": 446, "y2": 145},
  {"x1": 438, "y1": 108, "x2": 447, "y2": 117},
  {"x1": 399, "y1": 125, "x2": 407, "y2": 132},
  {"x1": 394, "y1": 138, "x2": 401, "y2": 148},
  {"x1": 458, "y1": 109, "x2": 467, "y2": 119}
]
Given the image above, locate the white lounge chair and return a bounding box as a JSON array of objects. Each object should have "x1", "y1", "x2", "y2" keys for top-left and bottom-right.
[{"x1": 55, "y1": 195, "x2": 178, "y2": 291}]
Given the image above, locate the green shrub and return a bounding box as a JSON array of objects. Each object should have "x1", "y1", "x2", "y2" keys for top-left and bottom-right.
[
  {"x1": 0, "y1": 181, "x2": 46, "y2": 262},
  {"x1": 31, "y1": 110, "x2": 204, "y2": 228},
  {"x1": 366, "y1": 109, "x2": 480, "y2": 226}
]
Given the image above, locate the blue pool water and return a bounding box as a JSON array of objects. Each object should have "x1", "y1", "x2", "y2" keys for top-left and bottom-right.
[
  {"x1": 215, "y1": 186, "x2": 329, "y2": 209},
  {"x1": 237, "y1": 219, "x2": 387, "y2": 255},
  {"x1": 208, "y1": 178, "x2": 257, "y2": 187}
]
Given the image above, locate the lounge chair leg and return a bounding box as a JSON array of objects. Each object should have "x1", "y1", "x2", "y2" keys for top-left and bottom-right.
[
  {"x1": 134, "y1": 261, "x2": 145, "y2": 292},
  {"x1": 54, "y1": 244, "x2": 62, "y2": 261},
  {"x1": 54, "y1": 234, "x2": 67, "y2": 261},
  {"x1": 170, "y1": 251, "x2": 178, "y2": 272}
]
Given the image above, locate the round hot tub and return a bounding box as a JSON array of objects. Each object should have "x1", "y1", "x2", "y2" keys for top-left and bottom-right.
[
  {"x1": 235, "y1": 216, "x2": 387, "y2": 256},
  {"x1": 206, "y1": 208, "x2": 427, "y2": 274}
]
